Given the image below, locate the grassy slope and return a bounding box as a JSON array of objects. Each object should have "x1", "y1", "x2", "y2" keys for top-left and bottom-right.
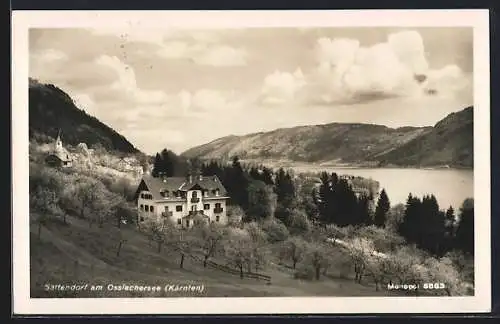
[{"x1": 30, "y1": 214, "x2": 402, "y2": 298}]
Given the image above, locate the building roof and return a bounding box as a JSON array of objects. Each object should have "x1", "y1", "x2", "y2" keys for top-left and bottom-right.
[
  {"x1": 48, "y1": 147, "x2": 72, "y2": 162},
  {"x1": 137, "y1": 174, "x2": 228, "y2": 201}
]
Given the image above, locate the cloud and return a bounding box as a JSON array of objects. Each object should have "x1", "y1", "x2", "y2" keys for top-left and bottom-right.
[
  {"x1": 308, "y1": 30, "x2": 469, "y2": 105},
  {"x1": 94, "y1": 55, "x2": 169, "y2": 105},
  {"x1": 157, "y1": 42, "x2": 248, "y2": 66},
  {"x1": 89, "y1": 28, "x2": 169, "y2": 46},
  {"x1": 193, "y1": 45, "x2": 247, "y2": 66},
  {"x1": 71, "y1": 93, "x2": 96, "y2": 114},
  {"x1": 31, "y1": 48, "x2": 68, "y2": 63},
  {"x1": 88, "y1": 28, "x2": 248, "y2": 67},
  {"x1": 260, "y1": 68, "x2": 306, "y2": 105}
]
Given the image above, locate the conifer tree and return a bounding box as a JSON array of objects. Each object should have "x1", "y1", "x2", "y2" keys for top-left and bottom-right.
[
  {"x1": 374, "y1": 189, "x2": 390, "y2": 227},
  {"x1": 455, "y1": 198, "x2": 474, "y2": 255}
]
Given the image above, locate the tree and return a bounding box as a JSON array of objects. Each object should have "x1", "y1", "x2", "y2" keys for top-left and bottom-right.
[
  {"x1": 420, "y1": 194, "x2": 446, "y2": 256},
  {"x1": 385, "y1": 203, "x2": 405, "y2": 232},
  {"x1": 30, "y1": 187, "x2": 61, "y2": 240},
  {"x1": 287, "y1": 209, "x2": 312, "y2": 236},
  {"x1": 455, "y1": 198, "x2": 474, "y2": 255},
  {"x1": 246, "y1": 180, "x2": 273, "y2": 221},
  {"x1": 261, "y1": 218, "x2": 290, "y2": 243},
  {"x1": 398, "y1": 193, "x2": 422, "y2": 246},
  {"x1": 346, "y1": 237, "x2": 374, "y2": 284},
  {"x1": 193, "y1": 222, "x2": 225, "y2": 267},
  {"x1": 224, "y1": 228, "x2": 254, "y2": 278},
  {"x1": 356, "y1": 194, "x2": 373, "y2": 226},
  {"x1": 114, "y1": 228, "x2": 128, "y2": 257},
  {"x1": 143, "y1": 219, "x2": 166, "y2": 253},
  {"x1": 73, "y1": 179, "x2": 100, "y2": 226},
  {"x1": 244, "y1": 222, "x2": 269, "y2": 272},
  {"x1": 164, "y1": 225, "x2": 192, "y2": 269},
  {"x1": 281, "y1": 236, "x2": 308, "y2": 269},
  {"x1": 374, "y1": 189, "x2": 390, "y2": 227},
  {"x1": 151, "y1": 153, "x2": 163, "y2": 177},
  {"x1": 303, "y1": 242, "x2": 331, "y2": 280}
]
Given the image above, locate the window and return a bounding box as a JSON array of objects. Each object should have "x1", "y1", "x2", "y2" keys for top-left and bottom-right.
[
  {"x1": 176, "y1": 205, "x2": 183, "y2": 212},
  {"x1": 145, "y1": 205, "x2": 149, "y2": 212},
  {"x1": 177, "y1": 218, "x2": 181, "y2": 225},
  {"x1": 203, "y1": 191, "x2": 208, "y2": 197},
  {"x1": 140, "y1": 204, "x2": 144, "y2": 210},
  {"x1": 141, "y1": 193, "x2": 144, "y2": 199},
  {"x1": 204, "y1": 204, "x2": 210, "y2": 210},
  {"x1": 215, "y1": 189, "x2": 220, "y2": 196},
  {"x1": 192, "y1": 191, "x2": 198, "y2": 198},
  {"x1": 150, "y1": 206, "x2": 154, "y2": 212},
  {"x1": 160, "y1": 191, "x2": 165, "y2": 197},
  {"x1": 215, "y1": 203, "x2": 221, "y2": 209},
  {"x1": 164, "y1": 206, "x2": 169, "y2": 211},
  {"x1": 191, "y1": 205, "x2": 197, "y2": 212},
  {"x1": 186, "y1": 220, "x2": 190, "y2": 228},
  {"x1": 216, "y1": 216, "x2": 220, "y2": 222},
  {"x1": 140, "y1": 216, "x2": 145, "y2": 222}
]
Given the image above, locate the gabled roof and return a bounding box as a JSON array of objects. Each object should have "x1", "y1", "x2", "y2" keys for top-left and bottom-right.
[
  {"x1": 48, "y1": 148, "x2": 72, "y2": 162},
  {"x1": 136, "y1": 174, "x2": 228, "y2": 201}
]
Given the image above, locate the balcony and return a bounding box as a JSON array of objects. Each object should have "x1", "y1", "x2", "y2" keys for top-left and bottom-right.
[
  {"x1": 214, "y1": 207, "x2": 224, "y2": 214},
  {"x1": 189, "y1": 210, "x2": 204, "y2": 216},
  {"x1": 162, "y1": 211, "x2": 173, "y2": 217},
  {"x1": 190, "y1": 197, "x2": 200, "y2": 203}
]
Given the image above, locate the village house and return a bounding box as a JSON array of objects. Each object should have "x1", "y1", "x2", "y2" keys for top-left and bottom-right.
[
  {"x1": 45, "y1": 130, "x2": 73, "y2": 168},
  {"x1": 134, "y1": 170, "x2": 230, "y2": 228}
]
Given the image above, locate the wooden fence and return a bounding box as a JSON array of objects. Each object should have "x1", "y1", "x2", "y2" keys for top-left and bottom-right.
[{"x1": 187, "y1": 253, "x2": 271, "y2": 283}]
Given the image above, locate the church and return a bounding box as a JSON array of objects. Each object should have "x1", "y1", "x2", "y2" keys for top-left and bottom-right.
[{"x1": 45, "y1": 130, "x2": 73, "y2": 168}]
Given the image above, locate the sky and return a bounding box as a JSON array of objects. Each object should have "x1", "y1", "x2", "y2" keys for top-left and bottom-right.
[{"x1": 29, "y1": 27, "x2": 473, "y2": 155}]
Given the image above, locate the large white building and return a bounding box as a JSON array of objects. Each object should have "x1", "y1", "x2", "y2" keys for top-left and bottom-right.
[{"x1": 134, "y1": 172, "x2": 229, "y2": 228}]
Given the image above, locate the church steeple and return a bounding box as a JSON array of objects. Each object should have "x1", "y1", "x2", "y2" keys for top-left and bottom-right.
[{"x1": 55, "y1": 129, "x2": 63, "y2": 151}]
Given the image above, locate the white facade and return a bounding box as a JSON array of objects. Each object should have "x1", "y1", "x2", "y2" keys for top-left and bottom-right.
[{"x1": 137, "y1": 189, "x2": 228, "y2": 228}]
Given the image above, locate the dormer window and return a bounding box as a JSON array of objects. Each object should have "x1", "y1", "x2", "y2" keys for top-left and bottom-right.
[
  {"x1": 215, "y1": 189, "x2": 220, "y2": 196},
  {"x1": 160, "y1": 191, "x2": 165, "y2": 198},
  {"x1": 203, "y1": 190, "x2": 208, "y2": 197}
]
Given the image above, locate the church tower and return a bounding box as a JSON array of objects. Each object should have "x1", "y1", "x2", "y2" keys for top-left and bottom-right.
[{"x1": 55, "y1": 129, "x2": 63, "y2": 151}]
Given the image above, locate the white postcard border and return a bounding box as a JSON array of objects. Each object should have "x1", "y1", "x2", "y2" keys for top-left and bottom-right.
[{"x1": 12, "y1": 9, "x2": 491, "y2": 315}]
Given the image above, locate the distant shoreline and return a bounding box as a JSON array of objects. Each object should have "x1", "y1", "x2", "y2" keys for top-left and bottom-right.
[{"x1": 237, "y1": 159, "x2": 473, "y2": 172}]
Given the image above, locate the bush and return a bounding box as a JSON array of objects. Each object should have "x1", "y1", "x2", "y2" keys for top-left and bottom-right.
[
  {"x1": 356, "y1": 225, "x2": 405, "y2": 253},
  {"x1": 261, "y1": 218, "x2": 289, "y2": 243},
  {"x1": 288, "y1": 209, "x2": 312, "y2": 236}
]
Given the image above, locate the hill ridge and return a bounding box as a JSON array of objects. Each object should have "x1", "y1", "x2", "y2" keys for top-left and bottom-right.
[
  {"x1": 181, "y1": 106, "x2": 473, "y2": 168},
  {"x1": 29, "y1": 78, "x2": 140, "y2": 154}
]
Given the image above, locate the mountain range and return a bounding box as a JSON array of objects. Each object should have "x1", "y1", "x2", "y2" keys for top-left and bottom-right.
[{"x1": 181, "y1": 106, "x2": 473, "y2": 169}]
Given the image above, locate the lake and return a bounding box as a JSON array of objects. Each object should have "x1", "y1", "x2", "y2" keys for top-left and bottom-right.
[{"x1": 288, "y1": 165, "x2": 474, "y2": 211}]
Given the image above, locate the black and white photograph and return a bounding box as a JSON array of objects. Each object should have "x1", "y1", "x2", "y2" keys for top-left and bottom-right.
[{"x1": 12, "y1": 10, "x2": 491, "y2": 314}]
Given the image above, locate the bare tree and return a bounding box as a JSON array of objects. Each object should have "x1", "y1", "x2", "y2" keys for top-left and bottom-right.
[
  {"x1": 346, "y1": 237, "x2": 374, "y2": 284},
  {"x1": 304, "y1": 241, "x2": 331, "y2": 280},
  {"x1": 281, "y1": 236, "x2": 308, "y2": 269},
  {"x1": 193, "y1": 222, "x2": 225, "y2": 268},
  {"x1": 224, "y1": 228, "x2": 254, "y2": 278}
]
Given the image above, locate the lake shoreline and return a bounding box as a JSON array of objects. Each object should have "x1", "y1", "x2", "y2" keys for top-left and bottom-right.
[{"x1": 238, "y1": 159, "x2": 473, "y2": 172}]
